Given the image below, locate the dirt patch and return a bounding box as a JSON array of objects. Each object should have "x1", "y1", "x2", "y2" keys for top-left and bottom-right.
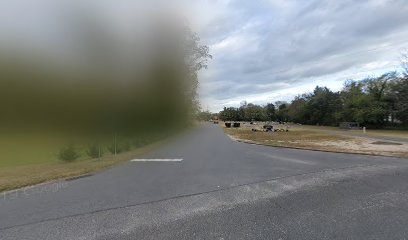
[
  {"x1": 371, "y1": 141, "x2": 403, "y2": 145},
  {"x1": 315, "y1": 138, "x2": 408, "y2": 157}
]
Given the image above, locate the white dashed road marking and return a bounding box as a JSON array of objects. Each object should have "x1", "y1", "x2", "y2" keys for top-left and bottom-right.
[{"x1": 130, "y1": 159, "x2": 183, "y2": 162}]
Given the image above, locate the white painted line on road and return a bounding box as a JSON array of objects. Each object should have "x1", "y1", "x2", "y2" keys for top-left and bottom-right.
[{"x1": 130, "y1": 159, "x2": 183, "y2": 162}]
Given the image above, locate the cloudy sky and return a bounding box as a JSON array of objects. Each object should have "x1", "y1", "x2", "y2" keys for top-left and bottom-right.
[
  {"x1": 190, "y1": 0, "x2": 408, "y2": 112},
  {"x1": 1, "y1": 0, "x2": 408, "y2": 112}
]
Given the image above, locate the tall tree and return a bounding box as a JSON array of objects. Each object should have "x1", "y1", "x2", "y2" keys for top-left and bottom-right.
[
  {"x1": 306, "y1": 86, "x2": 342, "y2": 126},
  {"x1": 389, "y1": 77, "x2": 408, "y2": 124},
  {"x1": 243, "y1": 103, "x2": 266, "y2": 121},
  {"x1": 219, "y1": 107, "x2": 239, "y2": 121},
  {"x1": 287, "y1": 96, "x2": 308, "y2": 124},
  {"x1": 276, "y1": 103, "x2": 289, "y2": 122},
  {"x1": 264, "y1": 103, "x2": 276, "y2": 121}
]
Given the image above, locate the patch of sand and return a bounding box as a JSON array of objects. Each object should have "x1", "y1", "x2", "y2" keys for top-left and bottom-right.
[{"x1": 312, "y1": 138, "x2": 408, "y2": 158}]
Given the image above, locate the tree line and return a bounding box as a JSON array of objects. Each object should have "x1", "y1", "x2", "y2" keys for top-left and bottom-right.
[{"x1": 217, "y1": 70, "x2": 408, "y2": 128}]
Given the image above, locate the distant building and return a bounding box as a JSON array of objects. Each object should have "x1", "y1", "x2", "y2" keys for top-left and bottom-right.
[
  {"x1": 385, "y1": 113, "x2": 402, "y2": 124},
  {"x1": 339, "y1": 122, "x2": 360, "y2": 129}
]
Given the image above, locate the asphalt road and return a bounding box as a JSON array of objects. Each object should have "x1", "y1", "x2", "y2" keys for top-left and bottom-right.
[{"x1": 1, "y1": 124, "x2": 408, "y2": 240}]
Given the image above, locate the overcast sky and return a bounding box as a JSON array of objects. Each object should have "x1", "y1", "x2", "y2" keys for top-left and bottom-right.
[
  {"x1": 1, "y1": 0, "x2": 408, "y2": 112},
  {"x1": 191, "y1": 0, "x2": 408, "y2": 112}
]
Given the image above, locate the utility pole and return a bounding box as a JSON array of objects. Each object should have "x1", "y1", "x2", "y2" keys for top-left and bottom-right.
[
  {"x1": 114, "y1": 132, "x2": 117, "y2": 156},
  {"x1": 98, "y1": 144, "x2": 101, "y2": 161}
]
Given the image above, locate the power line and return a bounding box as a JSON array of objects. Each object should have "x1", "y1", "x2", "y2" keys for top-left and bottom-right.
[{"x1": 255, "y1": 39, "x2": 408, "y2": 77}]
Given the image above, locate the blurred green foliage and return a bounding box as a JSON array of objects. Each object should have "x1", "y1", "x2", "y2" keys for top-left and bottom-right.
[
  {"x1": 58, "y1": 144, "x2": 79, "y2": 162},
  {"x1": 0, "y1": 25, "x2": 210, "y2": 134},
  {"x1": 86, "y1": 143, "x2": 102, "y2": 159},
  {"x1": 0, "y1": 19, "x2": 211, "y2": 165}
]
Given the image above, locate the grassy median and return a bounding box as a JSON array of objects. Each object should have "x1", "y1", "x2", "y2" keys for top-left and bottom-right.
[
  {"x1": 297, "y1": 125, "x2": 408, "y2": 138},
  {"x1": 223, "y1": 124, "x2": 408, "y2": 158},
  {"x1": 224, "y1": 127, "x2": 350, "y2": 147}
]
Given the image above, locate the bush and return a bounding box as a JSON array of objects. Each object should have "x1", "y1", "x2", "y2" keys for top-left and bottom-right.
[
  {"x1": 107, "y1": 143, "x2": 116, "y2": 154},
  {"x1": 132, "y1": 138, "x2": 144, "y2": 148},
  {"x1": 87, "y1": 143, "x2": 102, "y2": 158},
  {"x1": 107, "y1": 140, "x2": 130, "y2": 154},
  {"x1": 58, "y1": 144, "x2": 79, "y2": 162},
  {"x1": 121, "y1": 141, "x2": 130, "y2": 152}
]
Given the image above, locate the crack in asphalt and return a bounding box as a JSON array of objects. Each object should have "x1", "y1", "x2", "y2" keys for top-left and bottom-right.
[{"x1": 0, "y1": 163, "x2": 386, "y2": 232}]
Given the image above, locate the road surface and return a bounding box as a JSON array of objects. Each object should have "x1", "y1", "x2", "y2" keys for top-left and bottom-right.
[{"x1": 1, "y1": 124, "x2": 408, "y2": 239}]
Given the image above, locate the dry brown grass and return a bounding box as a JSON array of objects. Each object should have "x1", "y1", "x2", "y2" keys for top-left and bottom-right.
[
  {"x1": 223, "y1": 126, "x2": 408, "y2": 158},
  {"x1": 297, "y1": 125, "x2": 408, "y2": 138},
  {"x1": 224, "y1": 128, "x2": 350, "y2": 142}
]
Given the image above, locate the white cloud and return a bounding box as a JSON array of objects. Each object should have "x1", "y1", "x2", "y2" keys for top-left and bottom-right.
[
  {"x1": 195, "y1": 0, "x2": 408, "y2": 112},
  {"x1": 1, "y1": 0, "x2": 407, "y2": 113}
]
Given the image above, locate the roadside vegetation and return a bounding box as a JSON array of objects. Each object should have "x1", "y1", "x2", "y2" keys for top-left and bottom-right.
[
  {"x1": 0, "y1": 15, "x2": 211, "y2": 191},
  {"x1": 0, "y1": 141, "x2": 160, "y2": 192}
]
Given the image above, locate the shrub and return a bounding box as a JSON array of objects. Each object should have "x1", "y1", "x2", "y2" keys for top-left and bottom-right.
[
  {"x1": 121, "y1": 141, "x2": 130, "y2": 152},
  {"x1": 87, "y1": 143, "x2": 102, "y2": 159},
  {"x1": 132, "y1": 138, "x2": 143, "y2": 147},
  {"x1": 107, "y1": 143, "x2": 116, "y2": 154},
  {"x1": 58, "y1": 144, "x2": 79, "y2": 162},
  {"x1": 107, "y1": 140, "x2": 130, "y2": 154}
]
